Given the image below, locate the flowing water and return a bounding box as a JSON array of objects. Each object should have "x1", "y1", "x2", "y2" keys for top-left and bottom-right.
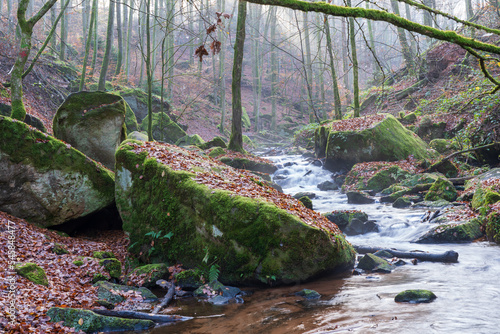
[{"x1": 141, "y1": 155, "x2": 500, "y2": 334}]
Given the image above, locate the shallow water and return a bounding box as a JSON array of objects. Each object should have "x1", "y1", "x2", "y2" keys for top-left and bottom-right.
[{"x1": 138, "y1": 155, "x2": 500, "y2": 334}]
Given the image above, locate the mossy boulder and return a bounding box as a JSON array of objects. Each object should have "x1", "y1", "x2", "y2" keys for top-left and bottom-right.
[
  {"x1": 174, "y1": 269, "x2": 204, "y2": 290},
  {"x1": 425, "y1": 177, "x2": 457, "y2": 202},
  {"x1": 15, "y1": 263, "x2": 48, "y2": 286},
  {"x1": 93, "y1": 251, "x2": 116, "y2": 259},
  {"x1": 52, "y1": 243, "x2": 69, "y2": 255},
  {"x1": 324, "y1": 210, "x2": 368, "y2": 230},
  {"x1": 295, "y1": 289, "x2": 321, "y2": 299},
  {"x1": 218, "y1": 155, "x2": 278, "y2": 174},
  {"x1": 176, "y1": 134, "x2": 205, "y2": 147},
  {"x1": 299, "y1": 196, "x2": 313, "y2": 210},
  {"x1": 124, "y1": 102, "x2": 139, "y2": 133},
  {"x1": 342, "y1": 163, "x2": 411, "y2": 193},
  {"x1": 116, "y1": 87, "x2": 170, "y2": 122},
  {"x1": 395, "y1": 290, "x2": 436, "y2": 303},
  {"x1": 47, "y1": 307, "x2": 154, "y2": 332},
  {"x1": 127, "y1": 131, "x2": 148, "y2": 141},
  {"x1": 485, "y1": 212, "x2": 500, "y2": 243},
  {"x1": 139, "y1": 112, "x2": 186, "y2": 144},
  {"x1": 99, "y1": 258, "x2": 122, "y2": 279},
  {"x1": 53, "y1": 91, "x2": 127, "y2": 170},
  {"x1": 115, "y1": 140, "x2": 355, "y2": 285},
  {"x1": 315, "y1": 114, "x2": 434, "y2": 171},
  {"x1": 0, "y1": 116, "x2": 115, "y2": 227},
  {"x1": 468, "y1": 169, "x2": 500, "y2": 211},
  {"x1": 365, "y1": 166, "x2": 411, "y2": 192},
  {"x1": 416, "y1": 217, "x2": 483, "y2": 243},
  {"x1": 429, "y1": 139, "x2": 459, "y2": 154},
  {"x1": 198, "y1": 136, "x2": 227, "y2": 150},
  {"x1": 356, "y1": 253, "x2": 394, "y2": 273},
  {"x1": 346, "y1": 191, "x2": 375, "y2": 204},
  {"x1": 399, "y1": 112, "x2": 417, "y2": 125},
  {"x1": 95, "y1": 281, "x2": 158, "y2": 304},
  {"x1": 130, "y1": 263, "x2": 169, "y2": 288},
  {"x1": 415, "y1": 117, "x2": 446, "y2": 142}
]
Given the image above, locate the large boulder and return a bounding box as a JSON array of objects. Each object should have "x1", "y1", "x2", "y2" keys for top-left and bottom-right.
[
  {"x1": 0, "y1": 116, "x2": 115, "y2": 227},
  {"x1": 314, "y1": 114, "x2": 434, "y2": 171},
  {"x1": 53, "y1": 91, "x2": 127, "y2": 170},
  {"x1": 139, "y1": 112, "x2": 186, "y2": 144},
  {"x1": 115, "y1": 140, "x2": 355, "y2": 285}
]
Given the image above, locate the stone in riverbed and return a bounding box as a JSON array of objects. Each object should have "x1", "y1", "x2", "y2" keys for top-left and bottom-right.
[
  {"x1": 347, "y1": 191, "x2": 375, "y2": 204},
  {"x1": 394, "y1": 289, "x2": 436, "y2": 303},
  {"x1": 299, "y1": 196, "x2": 313, "y2": 210},
  {"x1": 295, "y1": 289, "x2": 321, "y2": 299},
  {"x1": 357, "y1": 253, "x2": 394, "y2": 273}
]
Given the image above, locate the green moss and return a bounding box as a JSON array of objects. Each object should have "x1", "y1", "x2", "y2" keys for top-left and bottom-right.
[
  {"x1": 93, "y1": 251, "x2": 116, "y2": 259},
  {"x1": 295, "y1": 289, "x2": 321, "y2": 299},
  {"x1": 242, "y1": 107, "x2": 251, "y2": 129},
  {"x1": 124, "y1": 102, "x2": 139, "y2": 133},
  {"x1": 429, "y1": 139, "x2": 459, "y2": 154},
  {"x1": 485, "y1": 212, "x2": 500, "y2": 243},
  {"x1": 73, "y1": 260, "x2": 84, "y2": 266},
  {"x1": 52, "y1": 243, "x2": 69, "y2": 255},
  {"x1": 208, "y1": 147, "x2": 226, "y2": 158},
  {"x1": 472, "y1": 188, "x2": 500, "y2": 211},
  {"x1": 418, "y1": 218, "x2": 483, "y2": 243},
  {"x1": 176, "y1": 134, "x2": 205, "y2": 147},
  {"x1": 47, "y1": 307, "x2": 154, "y2": 332},
  {"x1": 198, "y1": 136, "x2": 227, "y2": 150},
  {"x1": 139, "y1": 112, "x2": 186, "y2": 143},
  {"x1": 299, "y1": 196, "x2": 313, "y2": 209},
  {"x1": 366, "y1": 166, "x2": 410, "y2": 192},
  {"x1": 10, "y1": 100, "x2": 27, "y2": 121},
  {"x1": 99, "y1": 258, "x2": 122, "y2": 279},
  {"x1": 174, "y1": 269, "x2": 204, "y2": 289},
  {"x1": 92, "y1": 273, "x2": 109, "y2": 284},
  {"x1": 395, "y1": 290, "x2": 436, "y2": 303},
  {"x1": 15, "y1": 263, "x2": 48, "y2": 286},
  {"x1": 95, "y1": 281, "x2": 157, "y2": 303},
  {"x1": 425, "y1": 177, "x2": 457, "y2": 202},
  {"x1": 115, "y1": 141, "x2": 355, "y2": 285},
  {"x1": 243, "y1": 135, "x2": 256, "y2": 149}
]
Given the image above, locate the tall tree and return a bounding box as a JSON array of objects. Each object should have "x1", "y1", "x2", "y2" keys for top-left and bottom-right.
[
  {"x1": 10, "y1": 0, "x2": 59, "y2": 121},
  {"x1": 228, "y1": 0, "x2": 247, "y2": 153},
  {"x1": 145, "y1": 0, "x2": 153, "y2": 141},
  {"x1": 346, "y1": 0, "x2": 359, "y2": 117},
  {"x1": 324, "y1": 15, "x2": 342, "y2": 120},
  {"x1": 89, "y1": 0, "x2": 99, "y2": 76},
  {"x1": 59, "y1": 0, "x2": 68, "y2": 60},
  {"x1": 270, "y1": 6, "x2": 278, "y2": 129},
  {"x1": 80, "y1": 0, "x2": 97, "y2": 90},
  {"x1": 391, "y1": 0, "x2": 414, "y2": 73},
  {"x1": 98, "y1": 0, "x2": 115, "y2": 90},
  {"x1": 115, "y1": 0, "x2": 124, "y2": 75}
]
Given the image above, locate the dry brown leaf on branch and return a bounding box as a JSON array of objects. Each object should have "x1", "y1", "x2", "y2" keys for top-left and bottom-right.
[
  {"x1": 194, "y1": 45, "x2": 209, "y2": 62},
  {"x1": 206, "y1": 24, "x2": 217, "y2": 34},
  {"x1": 210, "y1": 41, "x2": 221, "y2": 55}
]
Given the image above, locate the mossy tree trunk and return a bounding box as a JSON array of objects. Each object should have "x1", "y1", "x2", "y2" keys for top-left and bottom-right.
[
  {"x1": 115, "y1": 0, "x2": 123, "y2": 76},
  {"x1": 59, "y1": 0, "x2": 69, "y2": 61},
  {"x1": 90, "y1": 0, "x2": 98, "y2": 77},
  {"x1": 324, "y1": 15, "x2": 341, "y2": 120},
  {"x1": 10, "y1": 0, "x2": 58, "y2": 121},
  {"x1": 125, "y1": 0, "x2": 133, "y2": 80},
  {"x1": 228, "y1": 0, "x2": 247, "y2": 153},
  {"x1": 391, "y1": 0, "x2": 414, "y2": 73},
  {"x1": 146, "y1": 0, "x2": 153, "y2": 141},
  {"x1": 270, "y1": 6, "x2": 278, "y2": 130},
  {"x1": 98, "y1": 0, "x2": 115, "y2": 90},
  {"x1": 219, "y1": 0, "x2": 227, "y2": 134}
]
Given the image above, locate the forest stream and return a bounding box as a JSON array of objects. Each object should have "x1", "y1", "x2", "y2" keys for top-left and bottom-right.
[{"x1": 127, "y1": 154, "x2": 500, "y2": 334}]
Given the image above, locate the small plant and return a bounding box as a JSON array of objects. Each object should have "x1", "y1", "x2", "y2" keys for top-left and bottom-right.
[
  {"x1": 200, "y1": 247, "x2": 220, "y2": 283},
  {"x1": 144, "y1": 230, "x2": 173, "y2": 259}
]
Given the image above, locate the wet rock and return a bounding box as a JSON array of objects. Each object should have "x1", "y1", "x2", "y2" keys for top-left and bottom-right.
[
  {"x1": 195, "y1": 280, "x2": 244, "y2": 304},
  {"x1": 344, "y1": 219, "x2": 379, "y2": 236},
  {"x1": 347, "y1": 191, "x2": 375, "y2": 204},
  {"x1": 293, "y1": 192, "x2": 316, "y2": 200},
  {"x1": 299, "y1": 196, "x2": 313, "y2": 210},
  {"x1": 95, "y1": 281, "x2": 158, "y2": 304},
  {"x1": 324, "y1": 210, "x2": 368, "y2": 231},
  {"x1": 373, "y1": 250, "x2": 394, "y2": 258},
  {"x1": 425, "y1": 178, "x2": 457, "y2": 202},
  {"x1": 394, "y1": 289, "x2": 436, "y2": 303},
  {"x1": 393, "y1": 197, "x2": 412, "y2": 208},
  {"x1": 129, "y1": 263, "x2": 169, "y2": 288},
  {"x1": 283, "y1": 162, "x2": 297, "y2": 167},
  {"x1": 357, "y1": 253, "x2": 394, "y2": 273},
  {"x1": 416, "y1": 217, "x2": 483, "y2": 243},
  {"x1": 317, "y1": 180, "x2": 338, "y2": 191},
  {"x1": 174, "y1": 269, "x2": 204, "y2": 290},
  {"x1": 295, "y1": 289, "x2": 321, "y2": 300},
  {"x1": 47, "y1": 307, "x2": 154, "y2": 332}
]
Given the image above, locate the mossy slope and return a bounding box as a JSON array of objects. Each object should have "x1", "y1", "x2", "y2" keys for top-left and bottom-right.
[
  {"x1": 115, "y1": 140, "x2": 354, "y2": 285},
  {"x1": 0, "y1": 116, "x2": 115, "y2": 227}
]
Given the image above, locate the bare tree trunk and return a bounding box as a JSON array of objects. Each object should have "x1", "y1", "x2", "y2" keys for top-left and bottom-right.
[
  {"x1": 115, "y1": 0, "x2": 124, "y2": 76},
  {"x1": 270, "y1": 7, "x2": 278, "y2": 130},
  {"x1": 80, "y1": 0, "x2": 97, "y2": 90},
  {"x1": 98, "y1": 0, "x2": 115, "y2": 90},
  {"x1": 146, "y1": 0, "x2": 153, "y2": 141},
  {"x1": 90, "y1": 0, "x2": 99, "y2": 76},
  {"x1": 218, "y1": 0, "x2": 227, "y2": 134},
  {"x1": 391, "y1": 0, "x2": 414, "y2": 73},
  {"x1": 346, "y1": 0, "x2": 359, "y2": 117},
  {"x1": 59, "y1": 0, "x2": 68, "y2": 60},
  {"x1": 125, "y1": 0, "x2": 133, "y2": 80},
  {"x1": 228, "y1": 0, "x2": 247, "y2": 153},
  {"x1": 324, "y1": 16, "x2": 342, "y2": 120}
]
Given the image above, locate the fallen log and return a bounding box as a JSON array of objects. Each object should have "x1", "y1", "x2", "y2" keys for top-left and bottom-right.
[
  {"x1": 152, "y1": 280, "x2": 175, "y2": 314},
  {"x1": 91, "y1": 309, "x2": 193, "y2": 323},
  {"x1": 353, "y1": 245, "x2": 458, "y2": 263}
]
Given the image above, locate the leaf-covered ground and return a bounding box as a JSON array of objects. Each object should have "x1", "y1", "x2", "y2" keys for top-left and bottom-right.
[{"x1": 0, "y1": 211, "x2": 129, "y2": 333}]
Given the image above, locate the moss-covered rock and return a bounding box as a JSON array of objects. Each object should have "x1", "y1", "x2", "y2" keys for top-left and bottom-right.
[
  {"x1": 416, "y1": 218, "x2": 483, "y2": 243},
  {"x1": 115, "y1": 87, "x2": 170, "y2": 123},
  {"x1": 73, "y1": 259, "x2": 84, "y2": 266},
  {"x1": 316, "y1": 114, "x2": 435, "y2": 171},
  {"x1": 218, "y1": 155, "x2": 277, "y2": 174},
  {"x1": 127, "y1": 131, "x2": 148, "y2": 141},
  {"x1": 324, "y1": 210, "x2": 368, "y2": 231},
  {"x1": 124, "y1": 102, "x2": 139, "y2": 133},
  {"x1": 52, "y1": 243, "x2": 69, "y2": 255},
  {"x1": 47, "y1": 307, "x2": 154, "y2": 332},
  {"x1": 93, "y1": 251, "x2": 116, "y2": 259},
  {"x1": 176, "y1": 134, "x2": 205, "y2": 147},
  {"x1": 395, "y1": 290, "x2": 436, "y2": 303},
  {"x1": 115, "y1": 140, "x2": 355, "y2": 285},
  {"x1": 139, "y1": 112, "x2": 186, "y2": 144},
  {"x1": 53, "y1": 91, "x2": 127, "y2": 170},
  {"x1": 356, "y1": 253, "x2": 394, "y2": 273},
  {"x1": 346, "y1": 191, "x2": 375, "y2": 204},
  {"x1": 208, "y1": 147, "x2": 226, "y2": 158},
  {"x1": 295, "y1": 289, "x2": 321, "y2": 299},
  {"x1": 198, "y1": 136, "x2": 227, "y2": 150},
  {"x1": 92, "y1": 273, "x2": 109, "y2": 284},
  {"x1": 99, "y1": 258, "x2": 122, "y2": 279},
  {"x1": 365, "y1": 166, "x2": 411, "y2": 192},
  {"x1": 400, "y1": 112, "x2": 417, "y2": 125},
  {"x1": 0, "y1": 116, "x2": 115, "y2": 227},
  {"x1": 15, "y1": 263, "x2": 48, "y2": 286},
  {"x1": 174, "y1": 269, "x2": 204, "y2": 290},
  {"x1": 425, "y1": 177, "x2": 457, "y2": 202},
  {"x1": 485, "y1": 212, "x2": 500, "y2": 243},
  {"x1": 299, "y1": 196, "x2": 313, "y2": 210},
  {"x1": 429, "y1": 138, "x2": 459, "y2": 154},
  {"x1": 95, "y1": 281, "x2": 158, "y2": 304},
  {"x1": 415, "y1": 116, "x2": 446, "y2": 142},
  {"x1": 129, "y1": 263, "x2": 169, "y2": 288}
]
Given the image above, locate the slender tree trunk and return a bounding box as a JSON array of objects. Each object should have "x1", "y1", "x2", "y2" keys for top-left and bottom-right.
[
  {"x1": 115, "y1": 0, "x2": 123, "y2": 76},
  {"x1": 391, "y1": 0, "x2": 414, "y2": 73},
  {"x1": 90, "y1": 0, "x2": 99, "y2": 76},
  {"x1": 270, "y1": 7, "x2": 278, "y2": 130},
  {"x1": 80, "y1": 0, "x2": 97, "y2": 90},
  {"x1": 324, "y1": 15, "x2": 342, "y2": 120},
  {"x1": 347, "y1": 0, "x2": 359, "y2": 117},
  {"x1": 98, "y1": 0, "x2": 115, "y2": 90},
  {"x1": 59, "y1": 0, "x2": 67, "y2": 60},
  {"x1": 82, "y1": 0, "x2": 88, "y2": 48},
  {"x1": 404, "y1": 3, "x2": 417, "y2": 58},
  {"x1": 366, "y1": 1, "x2": 378, "y2": 80},
  {"x1": 218, "y1": 0, "x2": 227, "y2": 134},
  {"x1": 146, "y1": 0, "x2": 153, "y2": 141},
  {"x1": 189, "y1": 0, "x2": 195, "y2": 66},
  {"x1": 341, "y1": 17, "x2": 351, "y2": 104},
  {"x1": 11, "y1": 0, "x2": 58, "y2": 120},
  {"x1": 7, "y1": 0, "x2": 13, "y2": 32},
  {"x1": 126, "y1": 0, "x2": 133, "y2": 80},
  {"x1": 50, "y1": 5, "x2": 56, "y2": 51},
  {"x1": 228, "y1": 0, "x2": 247, "y2": 153}
]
